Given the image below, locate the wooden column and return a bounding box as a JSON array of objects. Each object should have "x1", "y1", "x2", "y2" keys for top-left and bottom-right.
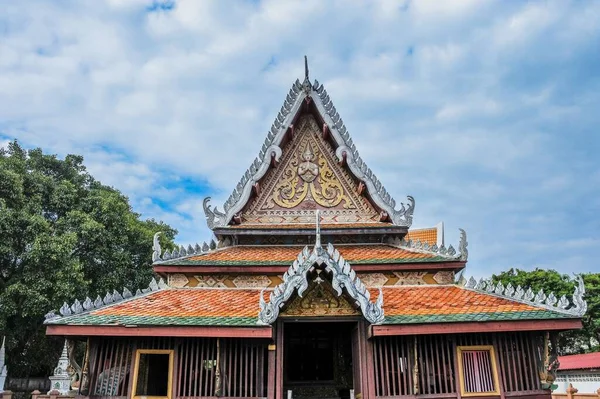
[
  {"x1": 452, "y1": 336, "x2": 462, "y2": 399},
  {"x1": 413, "y1": 336, "x2": 420, "y2": 395},
  {"x1": 267, "y1": 341, "x2": 276, "y2": 399},
  {"x1": 492, "y1": 335, "x2": 506, "y2": 399},
  {"x1": 275, "y1": 320, "x2": 284, "y2": 399},
  {"x1": 364, "y1": 322, "x2": 377, "y2": 399}
]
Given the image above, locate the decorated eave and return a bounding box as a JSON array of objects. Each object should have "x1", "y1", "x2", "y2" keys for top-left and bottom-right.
[
  {"x1": 45, "y1": 233, "x2": 587, "y2": 330},
  {"x1": 459, "y1": 274, "x2": 588, "y2": 318},
  {"x1": 44, "y1": 277, "x2": 169, "y2": 323},
  {"x1": 151, "y1": 232, "x2": 230, "y2": 263},
  {"x1": 257, "y1": 214, "x2": 385, "y2": 325},
  {"x1": 149, "y1": 227, "x2": 469, "y2": 265},
  {"x1": 203, "y1": 63, "x2": 415, "y2": 230},
  {"x1": 386, "y1": 228, "x2": 469, "y2": 262}
]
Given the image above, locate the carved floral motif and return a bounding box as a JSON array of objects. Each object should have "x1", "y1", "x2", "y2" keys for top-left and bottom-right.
[
  {"x1": 433, "y1": 271, "x2": 455, "y2": 285},
  {"x1": 168, "y1": 273, "x2": 190, "y2": 288},
  {"x1": 281, "y1": 282, "x2": 360, "y2": 317},
  {"x1": 243, "y1": 115, "x2": 379, "y2": 224},
  {"x1": 357, "y1": 273, "x2": 389, "y2": 287},
  {"x1": 271, "y1": 140, "x2": 350, "y2": 209},
  {"x1": 232, "y1": 275, "x2": 272, "y2": 288},
  {"x1": 393, "y1": 272, "x2": 428, "y2": 285},
  {"x1": 194, "y1": 275, "x2": 227, "y2": 288}
]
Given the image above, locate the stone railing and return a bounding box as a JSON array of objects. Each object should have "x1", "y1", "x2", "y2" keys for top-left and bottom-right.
[{"x1": 553, "y1": 384, "x2": 600, "y2": 399}]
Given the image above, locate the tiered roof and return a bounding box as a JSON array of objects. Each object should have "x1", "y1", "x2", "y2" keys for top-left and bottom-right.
[
  {"x1": 203, "y1": 66, "x2": 415, "y2": 231},
  {"x1": 46, "y1": 285, "x2": 577, "y2": 329},
  {"x1": 44, "y1": 62, "x2": 587, "y2": 338},
  {"x1": 155, "y1": 244, "x2": 459, "y2": 267}
]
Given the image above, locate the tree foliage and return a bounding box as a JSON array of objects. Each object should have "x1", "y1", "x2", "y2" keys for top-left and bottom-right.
[
  {"x1": 492, "y1": 268, "x2": 600, "y2": 354},
  {"x1": 0, "y1": 141, "x2": 177, "y2": 377}
]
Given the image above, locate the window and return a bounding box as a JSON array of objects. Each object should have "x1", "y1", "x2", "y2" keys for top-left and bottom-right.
[
  {"x1": 132, "y1": 349, "x2": 174, "y2": 399},
  {"x1": 457, "y1": 346, "x2": 500, "y2": 397}
]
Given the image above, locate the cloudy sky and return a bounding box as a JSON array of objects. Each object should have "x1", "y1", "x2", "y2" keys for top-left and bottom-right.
[{"x1": 1, "y1": 0, "x2": 599, "y2": 278}]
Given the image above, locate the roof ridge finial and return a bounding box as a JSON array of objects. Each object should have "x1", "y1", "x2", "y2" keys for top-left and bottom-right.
[
  {"x1": 315, "y1": 210, "x2": 321, "y2": 249},
  {"x1": 304, "y1": 55, "x2": 309, "y2": 81}
]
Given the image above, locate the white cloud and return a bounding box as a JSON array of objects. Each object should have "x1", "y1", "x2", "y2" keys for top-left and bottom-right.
[{"x1": 1, "y1": 0, "x2": 599, "y2": 276}]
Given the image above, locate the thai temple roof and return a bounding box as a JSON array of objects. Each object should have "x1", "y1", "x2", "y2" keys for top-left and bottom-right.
[
  {"x1": 405, "y1": 224, "x2": 443, "y2": 246},
  {"x1": 44, "y1": 60, "x2": 587, "y2": 335},
  {"x1": 155, "y1": 243, "x2": 462, "y2": 266},
  {"x1": 45, "y1": 284, "x2": 578, "y2": 328}
]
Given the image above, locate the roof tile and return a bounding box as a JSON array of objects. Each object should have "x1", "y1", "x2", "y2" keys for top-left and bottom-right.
[
  {"x1": 405, "y1": 227, "x2": 438, "y2": 245},
  {"x1": 159, "y1": 244, "x2": 450, "y2": 266},
  {"x1": 51, "y1": 285, "x2": 572, "y2": 327}
]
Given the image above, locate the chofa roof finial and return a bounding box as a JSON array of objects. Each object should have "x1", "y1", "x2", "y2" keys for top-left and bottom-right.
[{"x1": 304, "y1": 55, "x2": 309, "y2": 81}]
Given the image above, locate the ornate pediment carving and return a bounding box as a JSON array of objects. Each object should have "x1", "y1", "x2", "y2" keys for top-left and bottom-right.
[
  {"x1": 202, "y1": 73, "x2": 415, "y2": 229},
  {"x1": 242, "y1": 114, "x2": 379, "y2": 225},
  {"x1": 281, "y1": 280, "x2": 360, "y2": 317}
]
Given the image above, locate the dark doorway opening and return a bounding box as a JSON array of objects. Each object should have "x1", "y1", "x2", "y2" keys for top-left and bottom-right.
[
  {"x1": 283, "y1": 321, "x2": 355, "y2": 399},
  {"x1": 135, "y1": 352, "x2": 171, "y2": 397}
]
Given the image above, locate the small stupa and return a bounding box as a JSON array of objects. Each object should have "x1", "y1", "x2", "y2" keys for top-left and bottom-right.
[
  {"x1": 48, "y1": 340, "x2": 71, "y2": 395},
  {"x1": 0, "y1": 337, "x2": 7, "y2": 392}
]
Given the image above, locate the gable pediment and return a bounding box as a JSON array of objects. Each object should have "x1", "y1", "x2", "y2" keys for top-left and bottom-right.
[
  {"x1": 280, "y1": 280, "x2": 361, "y2": 318},
  {"x1": 203, "y1": 74, "x2": 415, "y2": 230},
  {"x1": 242, "y1": 114, "x2": 379, "y2": 225}
]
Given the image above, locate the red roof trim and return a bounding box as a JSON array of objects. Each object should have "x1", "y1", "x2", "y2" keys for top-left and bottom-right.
[
  {"x1": 46, "y1": 325, "x2": 273, "y2": 339},
  {"x1": 370, "y1": 319, "x2": 582, "y2": 337}
]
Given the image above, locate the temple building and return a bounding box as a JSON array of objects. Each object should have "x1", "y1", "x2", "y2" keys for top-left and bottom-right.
[{"x1": 44, "y1": 63, "x2": 587, "y2": 399}]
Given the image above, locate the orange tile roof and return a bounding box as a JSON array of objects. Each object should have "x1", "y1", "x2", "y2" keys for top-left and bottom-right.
[
  {"x1": 160, "y1": 244, "x2": 450, "y2": 266},
  {"x1": 405, "y1": 227, "x2": 438, "y2": 245},
  {"x1": 381, "y1": 286, "x2": 540, "y2": 316},
  {"x1": 94, "y1": 289, "x2": 260, "y2": 318},
  {"x1": 49, "y1": 286, "x2": 572, "y2": 327}
]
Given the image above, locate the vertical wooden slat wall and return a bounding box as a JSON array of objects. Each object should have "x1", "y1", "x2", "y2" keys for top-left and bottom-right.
[
  {"x1": 89, "y1": 338, "x2": 133, "y2": 397},
  {"x1": 88, "y1": 337, "x2": 267, "y2": 399},
  {"x1": 89, "y1": 337, "x2": 174, "y2": 397},
  {"x1": 417, "y1": 335, "x2": 456, "y2": 396},
  {"x1": 174, "y1": 338, "x2": 268, "y2": 398},
  {"x1": 496, "y1": 332, "x2": 542, "y2": 393},
  {"x1": 373, "y1": 332, "x2": 543, "y2": 398},
  {"x1": 372, "y1": 336, "x2": 419, "y2": 397}
]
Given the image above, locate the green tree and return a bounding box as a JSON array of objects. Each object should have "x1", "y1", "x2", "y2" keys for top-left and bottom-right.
[
  {"x1": 492, "y1": 268, "x2": 600, "y2": 354},
  {"x1": 0, "y1": 141, "x2": 177, "y2": 377}
]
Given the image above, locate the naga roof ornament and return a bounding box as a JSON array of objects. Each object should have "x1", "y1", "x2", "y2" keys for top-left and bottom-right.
[
  {"x1": 386, "y1": 228, "x2": 468, "y2": 261},
  {"x1": 203, "y1": 63, "x2": 414, "y2": 229},
  {"x1": 151, "y1": 231, "x2": 232, "y2": 264},
  {"x1": 463, "y1": 274, "x2": 587, "y2": 317},
  {"x1": 257, "y1": 211, "x2": 384, "y2": 325},
  {"x1": 44, "y1": 277, "x2": 168, "y2": 323}
]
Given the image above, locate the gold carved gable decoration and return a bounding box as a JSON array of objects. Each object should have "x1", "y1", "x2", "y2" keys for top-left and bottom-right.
[
  {"x1": 242, "y1": 114, "x2": 379, "y2": 224},
  {"x1": 280, "y1": 281, "x2": 361, "y2": 317}
]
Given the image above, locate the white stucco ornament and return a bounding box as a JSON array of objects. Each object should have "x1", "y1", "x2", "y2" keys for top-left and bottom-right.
[
  {"x1": 0, "y1": 336, "x2": 7, "y2": 392},
  {"x1": 48, "y1": 340, "x2": 71, "y2": 395}
]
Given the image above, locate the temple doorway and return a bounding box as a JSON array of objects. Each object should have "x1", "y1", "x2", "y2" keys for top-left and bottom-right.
[{"x1": 283, "y1": 321, "x2": 355, "y2": 399}]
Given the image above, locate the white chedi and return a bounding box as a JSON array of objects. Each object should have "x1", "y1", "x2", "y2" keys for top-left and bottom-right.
[
  {"x1": 0, "y1": 337, "x2": 7, "y2": 392},
  {"x1": 48, "y1": 341, "x2": 72, "y2": 395}
]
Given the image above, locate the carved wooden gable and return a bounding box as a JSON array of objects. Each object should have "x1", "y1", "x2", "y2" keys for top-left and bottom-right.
[
  {"x1": 280, "y1": 280, "x2": 361, "y2": 318},
  {"x1": 242, "y1": 114, "x2": 379, "y2": 225}
]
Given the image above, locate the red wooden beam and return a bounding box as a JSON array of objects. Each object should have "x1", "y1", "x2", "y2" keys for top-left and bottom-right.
[
  {"x1": 154, "y1": 261, "x2": 466, "y2": 274},
  {"x1": 370, "y1": 319, "x2": 582, "y2": 337},
  {"x1": 46, "y1": 325, "x2": 273, "y2": 338}
]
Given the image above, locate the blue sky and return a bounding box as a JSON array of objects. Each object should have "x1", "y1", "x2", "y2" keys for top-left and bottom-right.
[{"x1": 1, "y1": 0, "x2": 599, "y2": 278}]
